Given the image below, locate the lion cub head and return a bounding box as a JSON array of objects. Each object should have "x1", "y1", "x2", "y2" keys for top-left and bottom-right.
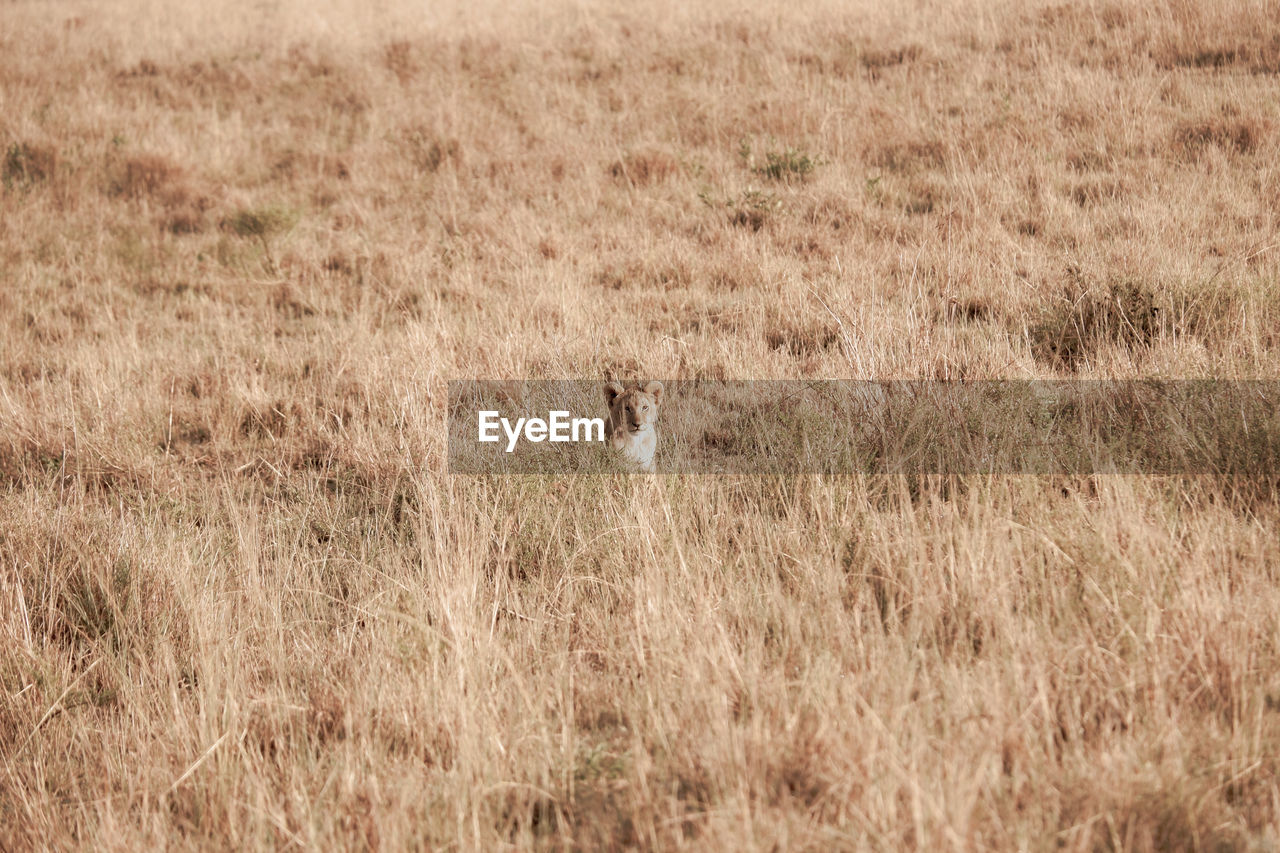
[{"x1": 603, "y1": 380, "x2": 664, "y2": 471}]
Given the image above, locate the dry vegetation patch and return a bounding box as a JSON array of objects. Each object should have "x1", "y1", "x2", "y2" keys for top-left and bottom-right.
[{"x1": 3, "y1": 0, "x2": 1280, "y2": 848}]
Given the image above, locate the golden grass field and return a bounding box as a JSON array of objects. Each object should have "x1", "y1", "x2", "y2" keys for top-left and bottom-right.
[{"x1": 4, "y1": 0, "x2": 1280, "y2": 848}]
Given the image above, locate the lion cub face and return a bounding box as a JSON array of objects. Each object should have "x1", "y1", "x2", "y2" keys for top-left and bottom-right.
[{"x1": 603, "y1": 381, "x2": 664, "y2": 471}]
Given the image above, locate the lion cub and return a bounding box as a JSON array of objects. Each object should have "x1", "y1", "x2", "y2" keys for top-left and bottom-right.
[{"x1": 603, "y1": 380, "x2": 664, "y2": 472}]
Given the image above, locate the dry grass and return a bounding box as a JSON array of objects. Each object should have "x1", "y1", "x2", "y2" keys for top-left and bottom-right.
[{"x1": 3, "y1": 0, "x2": 1280, "y2": 848}]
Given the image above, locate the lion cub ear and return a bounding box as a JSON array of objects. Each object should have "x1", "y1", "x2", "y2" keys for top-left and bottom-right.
[
  {"x1": 603, "y1": 381, "x2": 625, "y2": 407},
  {"x1": 643, "y1": 380, "x2": 664, "y2": 406}
]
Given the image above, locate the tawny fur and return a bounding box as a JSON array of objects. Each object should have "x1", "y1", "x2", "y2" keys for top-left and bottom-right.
[{"x1": 602, "y1": 380, "x2": 664, "y2": 472}]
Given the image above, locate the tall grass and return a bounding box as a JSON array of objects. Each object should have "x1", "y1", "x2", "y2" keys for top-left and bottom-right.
[{"x1": 3, "y1": 0, "x2": 1280, "y2": 848}]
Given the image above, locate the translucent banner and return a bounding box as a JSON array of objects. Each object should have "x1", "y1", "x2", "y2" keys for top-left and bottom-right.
[{"x1": 447, "y1": 380, "x2": 1280, "y2": 475}]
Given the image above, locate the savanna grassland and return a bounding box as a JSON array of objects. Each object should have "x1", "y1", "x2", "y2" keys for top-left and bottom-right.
[{"x1": 4, "y1": 0, "x2": 1280, "y2": 848}]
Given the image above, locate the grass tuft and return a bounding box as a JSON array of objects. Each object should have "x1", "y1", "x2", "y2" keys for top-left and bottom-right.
[{"x1": 1030, "y1": 275, "x2": 1164, "y2": 370}]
